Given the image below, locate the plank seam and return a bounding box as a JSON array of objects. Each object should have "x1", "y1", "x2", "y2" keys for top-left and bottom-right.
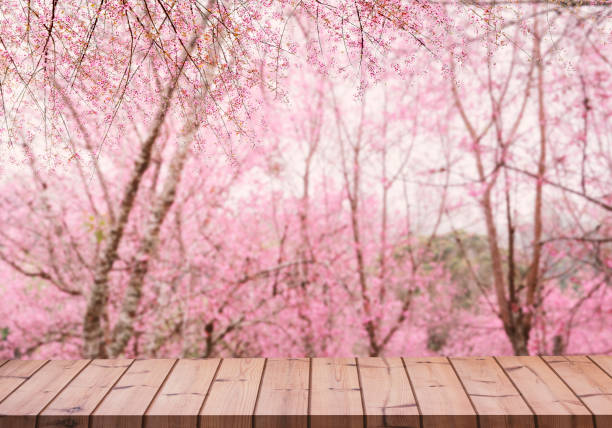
[
  {"x1": 197, "y1": 358, "x2": 223, "y2": 428},
  {"x1": 88, "y1": 358, "x2": 136, "y2": 427},
  {"x1": 307, "y1": 357, "x2": 312, "y2": 428},
  {"x1": 36, "y1": 359, "x2": 93, "y2": 428},
  {"x1": 0, "y1": 359, "x2": 50, "y2": 406},
  {"x1": 587, "y1": 355, "x2": 612, "y2": 380},
  {"x1": 401, "y1": 358, "x2": 423, "y2": 428},
  {"x1": 142, "y1": 358, "x2": 180, "y2": 427},
  {"x1": 0, "y1": 361, "x2": 8, "y2": 369},
  {"x1": 539, "y1": 356, "x2": 597, "y2": 428},
  {"x1": 354, "y1": 357, "x2": 367, "y2": 428},
  {"x1": 484, "y1": 356, "x2": 537, "y2": 428},
  {"x1": 447, "y1": 357, "x2": 480, "y2": 428},
  {"x1": 252, "y1": 358, "x2": 267, "y2": 428},
  {"x1": 492, "y1": 356, "x2": 539, "y2": 428}
]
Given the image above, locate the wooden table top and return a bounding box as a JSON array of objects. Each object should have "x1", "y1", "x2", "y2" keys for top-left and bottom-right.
[{"x1": 0, "y1": 356, "x2": 610, "y2": 428}]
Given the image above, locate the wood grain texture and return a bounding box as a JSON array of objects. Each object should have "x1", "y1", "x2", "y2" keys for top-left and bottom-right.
[
  {"x1": 91, "y1": 358, "x2": 176, "y2": 428},
  {"x1": 310, "y1": 357, "x2": 363, "y2": 428},
  {"x1": 589, "y1": 355, "x2": 612, "y2": 377},
  {"x1": 496, "y1": 356, "x2": 593, "y2": 428},
  {"x1": 38, "y1": 359, "x2": 133, "y2": 428},
  {"x1": 357, "y1": 357, "x2": 419, "y2": 428},
  {"x1": 0, "y1": 356, "x2": 609, "y2": 428},
  {"x1": 0, "y1": 360, "x2": 47, "y2": 403},
  {"x1": 0, "y1": 359, "x2": 90, "y2": 428},
  {"x1": 254, "y1": 358, "x2": 309, "y2": 428},
  {"x1": 544, "y1": 355, "x2": 612, "y2": 427},
  {"x1": 450, "y1": 356, "x2": 534, "y2": 428},
  {"x1": 403, "y1": 357, "x2": 477, "y2": 428},
  {"x1": 146, "y1": 358, "x2": 220, "y2": 428},
  {"x1": 200, "y1": 358, "x2": 265, "y2": 428}
]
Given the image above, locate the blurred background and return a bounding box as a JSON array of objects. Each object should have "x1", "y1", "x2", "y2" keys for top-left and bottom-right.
[{"x1": 0, "y1": 0, "x2": 610, "y2": 358}]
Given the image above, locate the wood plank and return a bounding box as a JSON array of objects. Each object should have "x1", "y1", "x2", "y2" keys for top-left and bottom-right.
[
  {"x1": 544, "y1": 355, "x2": 612, "y2": 427},
  {"x1": 0, "y1": 360, "x2": 47, "y2": 403},
  {"x1": 358, "y1": 357, "x2": 419, "y2": 428},
  {"x1": 145, "y1": 358, "x2": 220, "y2": 428},
  {"x1": 91, "y1": 358, "x2": 176, "y2": 428},
  {"x1": 254, "y1": 358, "x2": 309, "y2": 428},
  {"x1": 589, "y1": 355, "x2": 612, "y2": 377},
  {"x1": 450, "y1": 356, "x2": 534, "y2": 428},
  {"x1": 0, "y1": 356, "x2": 607, "y2": 428},
  {"x1": 403, "y1": 357, "x2": 477, "y2": 428},
  {"x1": 496, "y1": 356, "x2": 593, "y2": 428},
  {"x1": 38, "y1": 359, "x2": 133, "y2": 428},
  {"x1": 200, "y1": 358, "x2": 265, "y2": 428},
  {"x1": 0, "y1": 359, "x2": 90, "y2": 428},
  {"x1": 310, "y1": 357, "x2": 363, "y2": 428}
]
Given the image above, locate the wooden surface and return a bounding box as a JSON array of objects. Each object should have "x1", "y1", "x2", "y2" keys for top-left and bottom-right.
[
  {"x1": 450, "y1": 356, "x2": 534, "y2": 428},
  {"x1": 200, "y1": 358, "x2": 265, "y2": 428},
  {"x1": 40, "y1": 359, "x2": 133, "y2": 428},
  {"x1": 0, "y1": 360, "x2": 89, "y2": 428},
  {"x1": 404, "y1": 357, "x2": 477, "y2": 428},
  {"x1": 543, "y1": 356, "x2": 612, "y2": 428},
  {"x1": 0, "y1": 360, "x2": 47, "y2": 403},
  {"x1": 310, "y1": 357, "x2": 363, "y2": 428},
  {"x1": 147, "y1": 358, "x2": 220, "y2": 428},
  {"x1": 496, "y1": 356, "x2": 593, "y2": 428},
  {"x1": 358, "y1": 357, "x2": 419, "y2": 428},
  {"x1": 90, "y1": 358, "x2": 176, "y2": 428},
  {"x1": 0, "y1": 356, "x2": 610, "y2": 428},
  {"x1": 254, "y1": 358, "x2": 309, "y2": 428},
  {"x1": 590, "y1": 355, "x2": 612, "y2": 377}
]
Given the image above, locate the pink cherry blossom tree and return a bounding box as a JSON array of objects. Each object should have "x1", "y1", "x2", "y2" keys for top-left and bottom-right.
[{"x1": 0, "y1": 0, "x2": 609, "y2": 359}]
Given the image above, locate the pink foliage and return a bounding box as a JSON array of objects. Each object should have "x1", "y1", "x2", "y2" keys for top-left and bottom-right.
[{"x1": 0, "y1": 1, "x2": 610, "y2": 358}]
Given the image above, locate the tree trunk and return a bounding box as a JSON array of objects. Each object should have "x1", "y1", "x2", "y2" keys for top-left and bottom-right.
[
  {"x1": 82, "y1": 36, "x2": 197, "y2": 358},
  {"x1": 107, "y1": 121, "x2": 196, "y2": 357}
]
